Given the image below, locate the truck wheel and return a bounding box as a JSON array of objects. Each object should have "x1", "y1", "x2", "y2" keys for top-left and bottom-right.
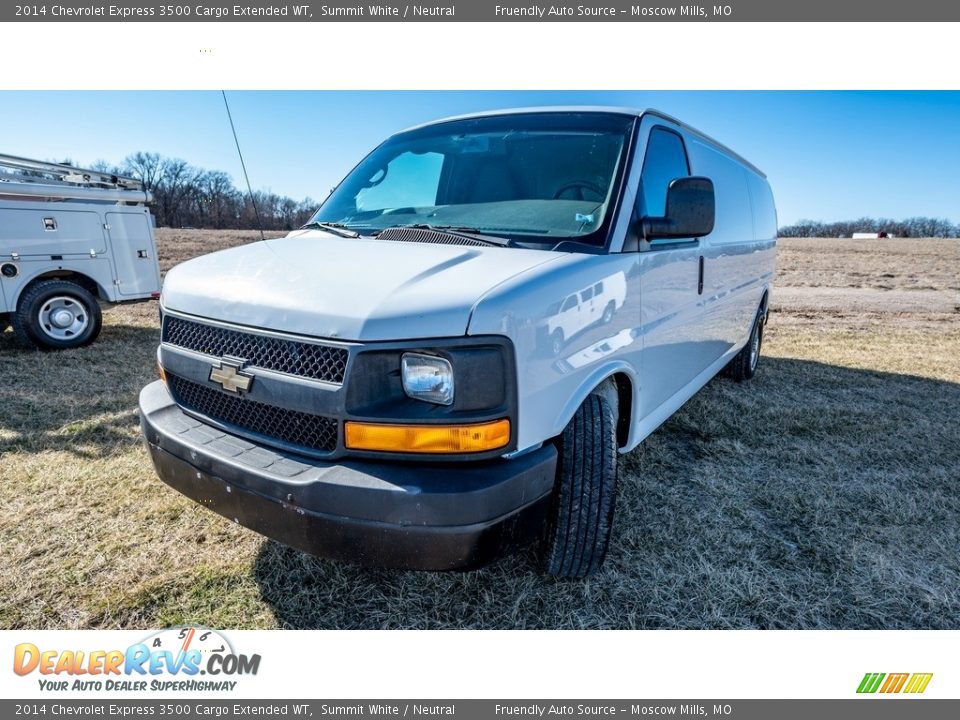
[
  {"x1": 539, "y1": 386, "x2": 618, "y2": 578},
  {"x1": 725, "y1": 309, "x2": 764, "y2": 382},
  {"x1": 12, "y1": 279, "x2": 103, "y2": 350},
  {"x1": 551, "y1": 329, "x2": 565, "y2": 356},
  {"x1": 601, "y1": 301, "x2": 615, "y2": 324}
]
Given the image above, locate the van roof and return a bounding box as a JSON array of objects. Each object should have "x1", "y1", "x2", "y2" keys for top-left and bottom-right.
[{"x1": 399, "y1": 106, "x2": 767, "y2": 179}]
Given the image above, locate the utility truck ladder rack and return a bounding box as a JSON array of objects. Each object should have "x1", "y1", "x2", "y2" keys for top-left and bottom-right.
[{"x1": 0, "y1": 153, "x2": 150, "y2": 203}]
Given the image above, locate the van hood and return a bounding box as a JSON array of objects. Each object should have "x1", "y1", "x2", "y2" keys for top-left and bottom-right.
[{"x1": 160, "y1": 231, "x2": 564, "y2": 341}]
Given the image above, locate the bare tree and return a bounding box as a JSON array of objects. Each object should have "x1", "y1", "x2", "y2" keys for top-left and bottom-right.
[
  {"x1": 116, "y1": 151, "x2": 317, "y2": 229},
  {"x1": 123, "y1": 152, "x2": 164, "y2": 193}
]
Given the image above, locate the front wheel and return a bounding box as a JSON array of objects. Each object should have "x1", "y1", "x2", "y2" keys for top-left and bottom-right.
[
  {"x1": 724, "y1": 309, "x2": 764, "y2": 382},
  {"x1": 12, "y1": 279, "x2": 103, "y2": 350},
  {"x1": 539, "y1": 385, "x2": 619, "y2": 578}
]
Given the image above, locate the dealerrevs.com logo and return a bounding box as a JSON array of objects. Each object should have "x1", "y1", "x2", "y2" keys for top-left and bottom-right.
[
  {"x1": 13, "y1": 627, "x2": 261, "y2": 693},
  {"x1": 857, "y1": 673, "x2": 933, "y2": 694}
]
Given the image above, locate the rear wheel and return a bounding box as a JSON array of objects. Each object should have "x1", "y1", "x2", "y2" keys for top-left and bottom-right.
[
  {"x1": 12, "y1": 279, "x2": 103, "y2": 350},
  {"x1": 725, "y1": 308, "x2": 764, "y2": 382},
  {"x1": 539, "y1": 382, "x2": 619, "y2": 578}
]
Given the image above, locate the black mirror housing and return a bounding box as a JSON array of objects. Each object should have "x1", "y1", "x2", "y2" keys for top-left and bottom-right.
[{"x1": 641, "y1": 176, "x2": 716, "y2": 240}]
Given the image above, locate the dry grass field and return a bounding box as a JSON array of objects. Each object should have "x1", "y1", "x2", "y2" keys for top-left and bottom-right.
[{"x1": 2, "y1": 233, "x2": 958, "y2": 629}]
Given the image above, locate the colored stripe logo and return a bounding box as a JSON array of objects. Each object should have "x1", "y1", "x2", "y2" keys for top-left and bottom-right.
[{"x1": 857, "y1": 672, "x2": 933, "y2": 694}]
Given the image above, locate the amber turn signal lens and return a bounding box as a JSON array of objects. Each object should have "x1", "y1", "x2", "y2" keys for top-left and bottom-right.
[
  {"x1": 157, "y1": 361, "x2": 167, "y2": 384},
  {"x1": 344, "y1": 419, "x2": 510, "y2": 454}
]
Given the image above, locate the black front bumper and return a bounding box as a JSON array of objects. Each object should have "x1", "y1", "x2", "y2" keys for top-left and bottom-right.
[{"x1": 139, "y1": 381, "x2": 557, "y2": 571}]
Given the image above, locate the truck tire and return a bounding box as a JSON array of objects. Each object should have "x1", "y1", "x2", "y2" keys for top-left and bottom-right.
[
  {"x1": 724, "y1": 308, "x2": 764, "y2": 382},
  {"x1": 539, "y1": 386, "x2": 619, "y2": 578},
  {"x1": 12, "y1": 279, "x2": 103, "y2": 350},
  {"x1": 551, "y1": 328, "x2": 565, "y2": 356},
  {"x1": 601, "y1": 301, "x2": 615, "y2": 324}
]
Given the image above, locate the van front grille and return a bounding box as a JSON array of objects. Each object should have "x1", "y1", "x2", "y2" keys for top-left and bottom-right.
[
  {"x1": 162, "y1": 316, "x2": 348, "y2": 384},
  {"x1": 167, "y1": 373, "x2": 338, "y2": 454}
]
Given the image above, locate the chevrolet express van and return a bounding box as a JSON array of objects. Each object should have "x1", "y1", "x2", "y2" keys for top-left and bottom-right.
[{"x1": 140, "y1": 108, "x2": 777, "y2": 577}]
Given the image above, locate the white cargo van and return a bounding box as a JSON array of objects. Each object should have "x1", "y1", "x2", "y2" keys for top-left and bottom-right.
[
  {"x1": 0, "y1": 155, "x2": 161, "y2": 350},
  {"x1": 140, "y1": 108, "x2": 777, "y2": 577}
]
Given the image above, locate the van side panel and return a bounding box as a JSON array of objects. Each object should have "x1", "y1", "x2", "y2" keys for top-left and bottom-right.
[
  {"x1": 747, "y1": 172, "x2": 778, "y2": 242},
  {"x1": 687, "y1": 138, "x2": 776, "y2": 354},
  {"x1": 747, "y1": 171, "x2": 779, "y2": 310}
]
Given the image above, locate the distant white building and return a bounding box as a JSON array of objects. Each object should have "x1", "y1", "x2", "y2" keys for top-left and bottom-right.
[{"x1": 852, "y1": 232, "x2": 896, "y2": 239}]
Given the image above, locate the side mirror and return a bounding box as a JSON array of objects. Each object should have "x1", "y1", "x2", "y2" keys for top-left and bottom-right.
[{"x1": 640, "y1": 176, "x2": 715, "y2": 240}]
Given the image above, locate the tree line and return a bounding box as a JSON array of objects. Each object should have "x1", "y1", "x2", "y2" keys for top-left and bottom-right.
[
  {"x1": 15, "y1": 153, "x2": 960, "y2": 237},
  {"x1": 89, "y1": 152, "x2": 318, "y2": 231},
  {"x1": 779, "y1": 217, "x2": 958, "y2": 238}
]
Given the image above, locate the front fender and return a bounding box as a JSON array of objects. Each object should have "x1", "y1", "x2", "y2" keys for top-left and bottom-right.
[{"x1": 468, "y1": 251, "x2": 641, "y2": 453}]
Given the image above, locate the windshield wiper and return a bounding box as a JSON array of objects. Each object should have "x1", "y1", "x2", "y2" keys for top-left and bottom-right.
[
  {"x1": 300, "y1": 221, "x2": 360, "y2": 238},
  {"x1": 393, "y1": 223, "x2": 515, "y2": 248}
]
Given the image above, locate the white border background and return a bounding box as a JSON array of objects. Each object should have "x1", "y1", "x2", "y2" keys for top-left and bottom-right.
[
  {"x1": 1, "y1": 22, "x2": 958, "y2": 90},
  {"x1": 2, "y1": 19, "x2": 958, "y2": 702}
]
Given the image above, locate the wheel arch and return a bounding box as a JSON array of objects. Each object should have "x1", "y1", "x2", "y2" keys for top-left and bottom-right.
[
  {"x1": 759, "y1": 287, "x2": 770, "y2": 319},
  {"x1": 13, "y1": 269, "x2": 110, "y2": 307},
  {"x1": 551, "y1": 362, "x2": 638, "y2": 452}
]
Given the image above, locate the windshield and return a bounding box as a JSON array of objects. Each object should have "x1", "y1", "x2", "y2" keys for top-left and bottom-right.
[{"x1": 309, "y1": 112, "x2": 635, "y2": 247}]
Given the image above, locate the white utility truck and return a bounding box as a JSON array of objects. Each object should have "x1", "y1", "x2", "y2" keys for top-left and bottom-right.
[
  {"x1": 140, "y1": 108, "x2": 777, "y2": 577},
  {"x1": 0, "y1": 154, "x2": 161, "y2": 349}
]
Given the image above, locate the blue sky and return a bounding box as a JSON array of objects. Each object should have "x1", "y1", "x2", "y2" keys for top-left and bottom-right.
[{"x1": 1, "y1": 90, "x2": 958, "y2": 225}]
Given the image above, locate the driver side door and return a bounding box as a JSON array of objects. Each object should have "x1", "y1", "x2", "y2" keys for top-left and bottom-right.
[{"x1": 636, "y1": 125, "x2": 711, "y2": 420}]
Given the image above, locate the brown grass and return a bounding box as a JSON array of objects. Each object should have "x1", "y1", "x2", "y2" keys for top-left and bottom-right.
[{"x1": 1, "y1": 233, "x2": 958, "y2": 629}]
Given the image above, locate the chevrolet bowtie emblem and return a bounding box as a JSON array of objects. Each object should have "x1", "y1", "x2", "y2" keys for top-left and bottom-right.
[{"x1": 209, "y1": 359, "x2": 254, "y2": 394}]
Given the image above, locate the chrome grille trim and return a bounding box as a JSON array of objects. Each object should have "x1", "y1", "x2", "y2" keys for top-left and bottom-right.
[{"x1": 162, "y1": 315, "x2": 349, "y2": 384}]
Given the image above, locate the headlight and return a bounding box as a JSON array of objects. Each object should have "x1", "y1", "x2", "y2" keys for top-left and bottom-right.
[{"x1": 401, "y1": 353, "x2": 454, "y2": 406}]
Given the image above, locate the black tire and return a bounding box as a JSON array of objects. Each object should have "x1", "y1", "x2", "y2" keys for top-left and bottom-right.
[
  {"x1": 12, "y1": 279, "x2": 102, "y2": 350},
  {"x1": 539, "y1": 385, "x2": 619, "y2": 578},
  {"x1": 725, "y1": 308, "x2": 764, "y2": 382}
]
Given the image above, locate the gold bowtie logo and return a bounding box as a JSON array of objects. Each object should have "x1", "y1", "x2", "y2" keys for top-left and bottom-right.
[{"x1": 209, "y1": 360, "x2": 253, "y2": 394}]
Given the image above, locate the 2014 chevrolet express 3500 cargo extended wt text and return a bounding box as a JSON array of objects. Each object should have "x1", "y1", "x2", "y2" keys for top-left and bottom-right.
[{"x1": 140, "y1": 108, "x2": 777, "y2": 577}]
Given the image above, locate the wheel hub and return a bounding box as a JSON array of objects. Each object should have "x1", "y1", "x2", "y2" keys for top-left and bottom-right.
[
  {"x1": 51, "y1": 309, "x2": 75, "y2": 328},
  {"x1": 38, "y1": 296, "x2": 89, "y2": 340}
]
